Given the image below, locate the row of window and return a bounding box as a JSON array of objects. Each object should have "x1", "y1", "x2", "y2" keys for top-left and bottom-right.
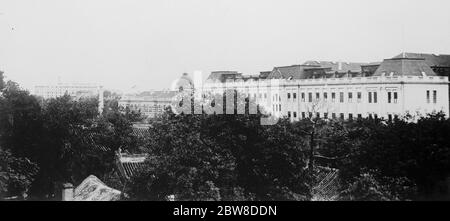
[
  {"x1": 240, "y1": 89, "x2": 438, "y2": 105},
  {"x1": 287, "y1": 111, "x2": 399, "y2": 121},
  {"x1": 285, "y1": 91, "x2": 400, "y2": 104}
]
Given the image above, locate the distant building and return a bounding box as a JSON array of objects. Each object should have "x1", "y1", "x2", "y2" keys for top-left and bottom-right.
[
  {"x1": 34, "y1": 82, "x2": 104, "y2": 114},
  {"x1": 118, "y1": 90, "x2": 178, "y2": 118},
  {"x1": 118, "y1": 73, "x2": 195, "y2": 119},
  {"x1": 203, "y1": 52, "x2": 450, "y2": 121}
]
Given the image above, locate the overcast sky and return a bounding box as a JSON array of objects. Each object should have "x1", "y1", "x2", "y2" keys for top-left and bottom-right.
[{"x1": 1, "y1": 0, "x2": 450, "y2": 92}]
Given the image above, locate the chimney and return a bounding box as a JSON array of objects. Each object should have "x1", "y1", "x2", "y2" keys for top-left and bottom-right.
[{"x1": 62, "y1": 183, "x2": 74, "y2": 201}]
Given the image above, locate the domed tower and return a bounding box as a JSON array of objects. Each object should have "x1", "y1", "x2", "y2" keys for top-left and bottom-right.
[{"x1": 171, "y1": 73, "x2": 194, "y2": 93}]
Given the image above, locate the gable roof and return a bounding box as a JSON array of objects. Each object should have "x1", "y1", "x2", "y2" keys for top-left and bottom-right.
[
  {"x1": 373, "y1": 57, "x2": 437, "y2": 77},
  {"x1": 393, "y1": 53, "x2": 450, "y2": 67}
]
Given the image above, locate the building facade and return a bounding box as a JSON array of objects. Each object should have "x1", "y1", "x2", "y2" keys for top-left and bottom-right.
[
  {"x1": 202, "y1": 53, "x2": 450, "y2": 121},
  {"x1": 34, "y1": 82, "x2": 104, "y2": 114},
  {"x1": 118, "y1": 73, "x2": 194, "y2": 119},
  {"x1": 118, "y1": 90, "x2": 178, "y2": 118}
]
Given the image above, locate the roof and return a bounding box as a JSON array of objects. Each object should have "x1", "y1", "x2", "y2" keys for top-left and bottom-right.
[
  {"x1": 303, "y1": 61, "x2": 368, "y2": 73},
  {"x1": 393, "y1": 53, "x2": 450, "y2": 67},
  {"x1": 206, "y1": 71, "x2": 242, "y2": 83},
  {"x1": 259, "y1": 71, "x2": 272, "y2": 79},
  {"x1": 267, "y1": 64, "x2": 320, "y2": 79},
  {"x1": 312, "y1": 167, "x2": 340, "y2": 201},
  {"x1": 373, "y1": 57, "x2": 438, "y2": 77},
  {"x1": 73, "y1": 175, "x2": 121, "y2": 201},
  {"x1": 171, "y1": 73, "x2": 195, "y2": 91},
  {"x1": 115, "y1": 151, "x2": 150, "y2": 180}
]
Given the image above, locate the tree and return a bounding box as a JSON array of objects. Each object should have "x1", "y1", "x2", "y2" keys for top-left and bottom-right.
[
  {"x1": 0, "y1": 71, "x2": 5, "y2": 92},
  {"x1": 0, "y1": 146, "x2": 39, "y2": 200},
  {"x1": 126, "y1": 97, "x2": 311, "y2": 201}
]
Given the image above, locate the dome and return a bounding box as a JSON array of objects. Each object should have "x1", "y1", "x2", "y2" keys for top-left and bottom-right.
[{"x1": 171, "y1": 73, "x2": 194, "y2": 92}]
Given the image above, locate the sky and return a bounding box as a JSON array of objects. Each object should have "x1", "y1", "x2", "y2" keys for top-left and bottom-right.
[{"x1": 1, "y1": 0, "x2": 450, "y2": 92}]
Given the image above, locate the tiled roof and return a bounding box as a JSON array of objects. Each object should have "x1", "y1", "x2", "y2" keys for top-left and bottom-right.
[
  {"x1": 312, "y1": 167, "x2": 341, "y2": 201},
  {"x1": 73, "y1": 175, "x2": 121, "y2": 201},
  {"x1": 373, "y1": 57, "x2": 438, "y2": 77},
  {"x1": 393, "y1": 53, "x2": 450, "y2": 67},
  {"x1": 115, "y1": 151, "x2": 150, "y2": 180},
  {"x1": 131, "y1": 124, "x2": 151, "y2": 138}
]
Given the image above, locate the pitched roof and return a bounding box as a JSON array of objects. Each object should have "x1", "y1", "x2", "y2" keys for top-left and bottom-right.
[
  {"x1": 115, "y1": 151, "x2": 150, "y2": 180},
  {"x1": 393, "y1": 53, "x2": 450, "y2": 67},
  {"x1": 73, "y1": 175, "x2": 121, "y2": 201},
  {"x1": 373, "y1": 57, "x2": 437, "y2": 77}
]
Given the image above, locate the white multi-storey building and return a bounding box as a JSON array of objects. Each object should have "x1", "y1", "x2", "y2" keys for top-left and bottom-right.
[
  {"x1": 34, "y1": 82, "x2": 104, "y2": 114},
  {"x1": 203, "y1": 53, "x2": 450, "y2": 121}
]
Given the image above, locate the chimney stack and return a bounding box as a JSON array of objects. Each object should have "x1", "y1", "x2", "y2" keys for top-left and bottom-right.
[{"x1": 62, "y1": 183, "x2": 74, "y2": 201}]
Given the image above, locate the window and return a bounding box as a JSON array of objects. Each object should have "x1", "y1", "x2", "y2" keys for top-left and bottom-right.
[
  {"x1": 394, "y1": 92, "x2": 398, "y2": 103},
  {"x1": 308, "y1": 93, "x2": 313, "y2": 102},
  {"x1": 427, "y1": 90, "x2": 430, "y2": 103},
  {"x1": 433, "y1": 90, "x2": 437, "y2": 104},
  {"x1": 293, "y1": 112, "x2": 297, "y2": 118},
  {"x1": 316, "y1": 112, "x2": 320, "y2": 119},
  {"x1": 316, "y1": 93, "x2": 320, "y2": 101},
  {"x1": 293, "y1": 93, "x2": 297, "y2": 100},
  {"x1": 309, "y1": 112, "x2": 313, "y2": 118},
  {"x1": 279, "y1": 104, "x2": 281, "y2": 112},
  {"x1": 332, "y1": 113, "x2": 336, "y2": 119},
  {"x1": 348, "y1": 92, "x2": 353, "y2": 103},
  {"x1": 368, "y1": 92, "x2": 373, "y2": 103},
  {"x1": 288, "y1": 111, "x2": 291, "y2": 118},
  {"x1": 340, "y1": 92, "x2": 344, "y2": 103},
  {"x1": 374, "y1": 114, "x2": 378, "y2": 119},
  {"x1": 340, "y1": 113, "x2": 345, "y2": 120},
  {"x1": 279, "y1": 95, "x2": 281, "y2": 102},
  {"x1": 374, "y1": 92, "x2": 378, "y2": 103},
  {"x1": 357, "y1": 114, "x2": 362, "y2": 119},
  {"x1": 356, "y1": 92, "x2": 361, "y2": 103},
  {"x1": 287, "y1": 93, "x2": 291, "y2": 99},
  {"x1": 301, "y1": 112, "x2": 306, "y2": 119},
  {"x1": 388, "y1": 114, "x2": 392, "y2": 122},
  {"x1": 301, "y1": 93, "x2": 305, "y2": 102},
  {"x1": 332, "y1": 92, "x2": 336, "y2": 102},
  {"x1": 324, "y1": 113, "x2": 328, "y2": 119},
  {"x1": 349, "y1": 114, "x2": 353, "y2": 120},
  {"x1": 324, "y1": 92, "x2": 328, "y2": 101},
  {"x1": 388, "y1": 92, "x2": 392, "y2": 103}
]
